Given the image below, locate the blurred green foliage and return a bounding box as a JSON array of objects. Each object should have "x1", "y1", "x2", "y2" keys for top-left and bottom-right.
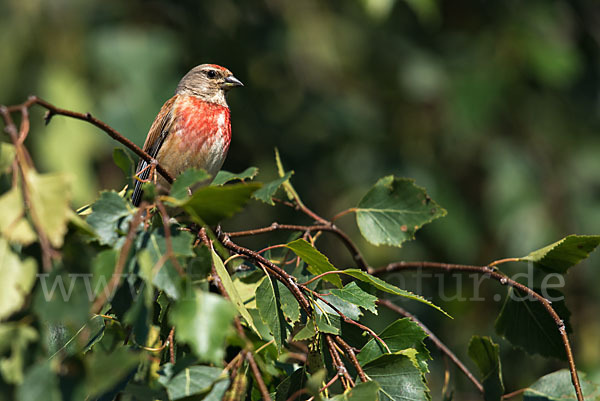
[{"x1": 2, "y1": 0, "x2": 600, "y2": 398}]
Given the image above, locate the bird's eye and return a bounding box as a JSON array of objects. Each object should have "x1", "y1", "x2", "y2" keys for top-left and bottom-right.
[{"x1": 206, "y1": 70, "x2": 217, "y2": 79}]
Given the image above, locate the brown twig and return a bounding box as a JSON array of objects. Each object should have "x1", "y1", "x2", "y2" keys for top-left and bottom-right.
[
  {"x1": 377, "y1": 298, "x2": 484, "y2": 394},
  {"x1": 247, "y1": 351, "x2": 272, "y2": 401},
  {"x1": 371, "y1": 261, "x2": 583, "y2": 401},
  {"x1": 502, "y1": 388, "x2": 526, "y2": 399},
  {"x1": 307, "y1": 374, "x2": 339, "y2": 401},
  {"x1": 226, "y1": 222, "x2": 369, "y2": 270},
  {"x1": 156, "y1": 201, "x2": 185, "y2": 276},
  {"x1": 334, "y1": 336, "x2": 367, "y2": 383},
  {"x1": 91, "y1": 206, "x2": 144, "y2": 314},
  {"x1": 5, "y1": 96, "x2": 174, "y2": 183},
  {"x1": 324, "y1": 334, "x2": 354, "y2": 389},
  {"x1": 218, "y1": 230, "x2": 312, "y2": 314},
  {"x1": 168, "y1": 327, "x2": 175, "y2": 364}
]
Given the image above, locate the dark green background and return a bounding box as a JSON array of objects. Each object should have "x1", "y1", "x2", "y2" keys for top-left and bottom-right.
[{"x1": 2, "y1": 0, "x2": 599, "y2": 399}]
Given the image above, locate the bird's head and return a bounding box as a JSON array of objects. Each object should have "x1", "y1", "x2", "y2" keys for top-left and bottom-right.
[{"x1": 176, "y1": 64, "x2": 243, "y2": 107}]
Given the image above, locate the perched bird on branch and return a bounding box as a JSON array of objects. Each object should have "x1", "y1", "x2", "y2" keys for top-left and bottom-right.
[{"x1": 131, "y1": 64, "x2": 243, "y2": 206}]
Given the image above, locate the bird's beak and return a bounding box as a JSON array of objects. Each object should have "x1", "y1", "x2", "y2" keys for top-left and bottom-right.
[{"x1": 223, "y1": 75, "x2": 244, "y2": 88}]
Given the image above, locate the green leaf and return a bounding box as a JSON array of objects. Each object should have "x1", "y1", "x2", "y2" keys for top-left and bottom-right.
[
  {"x1": 212, "y1": 167, "x2": 259, "y2": 186},
  {"x1": 274, "y1": 147, "x2": 300, "y2": 202},
  {"x1": 0, "y1": 187, "x2": 37, "y2": 245},
  {"x1": 170, "y1": 182, "x2": 262, "y2": 225},
  {"x1": 330, "y1": 381, "x2": 381, "y2": 401},
  {"x1": 355, "y1": 176, "x2": 446, "y2": 247},
  {"x1": 113, "y1": 147, "x2": 134, "y2": 177},
  {"x1": 211, "y1": 249, "x2": 261, "y2": 337},
  {"x1": 162, "y1": 365, "x2": 228, "y2": 400},
  {"x1": 85, "y1": 348, "x2": 141, "y2": 398},
  {"x1": 279, "y1": 279, "x2": 301, "y2": 323},
  {"x1": 357, "y1": 318, "x2": 431, "y2": 374},
  {"x1": 253, "y1": 171, "x2": 293, "y2": 205},
  {"x1": 256, "y1": 276, "x2": 289, "y2": 352},
  {"x1": 523, "y1": 369, "x2": 600, "y2": 400},
  {"x1": 468, "y1": 336, "x2": 504, "y2": 401},
  {"x1": 16, "y1": 361, "x2": 61, "y2": 401},
  {"x1": 140, "y1": 228, "x2": 195, "y2": 300},
  {"x1": 495, "y1": 288, "x2": 571, "y2": 360},
  {"x1": 169, "y1": 168, "x2": 211, "y2": 201},
  {"x1": 341, "y1": 269, "x2": 450, "y2": 317},
  {"x1": 314, "y1": 307, "x2": 340, "y2": 334},
  {"x1": 87, "y1": 191, "x2": 132, "y2": 246},
  {"x1": 26, "y1": 171, "x2": 72, "y2": 247},
  {"x1": 0, "y1": 323, "x2": 38, "y2": 384},
  {"x1": 0, "y1": 239, "x2": 37, "y2": 320},
  {"x1": 170, "y1": 290, "x2": 236, "y2": 364},
  {"x1": 293, "y1": 319, "x2": 317, "y2": 341},
  {"x1": 0, "y1": 142, "x2": 16, "y2": 172},
  {"x1": 330, "y1": 282, "x2": 378, "y2": 315},
  {"x1": 363, "y1": 353, "x2": 429, "y2": 401},
  {"x1": 285, "y1": 239, "x2": 342, "y2": 288},
  {"x1": 520, "y1": 235, "x2": 600, "y2": 274}
]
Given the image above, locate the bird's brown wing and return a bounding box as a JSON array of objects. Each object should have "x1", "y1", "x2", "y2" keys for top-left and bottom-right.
[{"x1": 131, "y1": 95, "x2": 178, "y2": 206}]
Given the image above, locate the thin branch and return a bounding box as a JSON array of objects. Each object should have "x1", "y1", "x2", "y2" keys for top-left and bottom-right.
[
  {"x1": 5, "y1": 96, "x2": 174, "y2": 183},
  {"x1": 325, "y1": 334, "x2": 354, "y2": 389},
  {"x1": 168, "y1": 326, "x2": 175, "y2": 364},
  {"x1": 247, "y1": 352, "x2": 272, "y2": 401},
  {"x1": 217, "y1": 230, "x2": 312, "y2": 314},
  {"x1": 91, "y1": 206, "x2": 144, "y2": 314},
  {"x1": 377, "y1": 299, "x2": 484, "y2": 394},
  {"x1": 502, "y1": 388, "x2": 526, "y2": 399},
  {"x1": 226, "y1": 222, "x2": 369, "y2": 270},
  {"x1": 156, "y1": 201, "x2": 185, "y2": 276},
  {"x1": 334, "y1": 336, "x2": 367, "y2": 383},
  {"x1": 372, "y1": 261, "x2": 583, "y2": 401}
]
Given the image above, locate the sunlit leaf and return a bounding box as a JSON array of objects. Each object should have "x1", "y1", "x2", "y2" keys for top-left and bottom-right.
[
  {"x1": 341, "y1": 269, "x2": 449, "y2": 317},
  {"x1": 170, "y1": 290, "x2": 236, "y2": 364},
  {"x1": 0, "y1": 323, "x2": 38, "y2": 384},
  {"x1": 355, "y1": 176, "x2": 446, "y2": 247},
  {"x1": 520, "y1": 235, "x2": 600, "y2": 274},
  {"x1": 253, "y1": 171, "x2": 293, "y2": 205},
  {"x1": 212, "y1": 167, "x2": 259, "y2": 186},
  {"x1": 330, "y1": 381, "x2": 381, "y2": 401},
  {"x1": 211, "y1": 249, "x2": 261, "y2": 337},
  {"x1": 0, "y1": 239, "x2": 36, "y2": 320},
  {"x1": 363, "y1": 353, "x2": 429, "y2": 401},
  {"x1": 26, "y1": 171, "x2": 72, "y2": 247},
  {"x1": 468, "y1": 336, "x2": 504, "y2": 401},
  {"x1": 330, "y1": 282, "x2": 378, "y2": 315},
  {"x1": 285, "y1": 239, "x2": 342, "y2": 288},
  {"x1": 169, "y1": 182, "x2": 262, "y2": 225},
  {"x1": 0, "y1": 187, "x2": 37, "y2": 245},
  {"x1": 495, "y1": 288, "x2": 571, "y2": 360},
  {"x1": 0, "y1": 142, "x2": 16, "y2": 172},
  {"x1": 256, "y1": 276, "x2": 289, "y2": 352},
  {"x1": 357, "y1": 318, "x2": 430, "y2": 374}
]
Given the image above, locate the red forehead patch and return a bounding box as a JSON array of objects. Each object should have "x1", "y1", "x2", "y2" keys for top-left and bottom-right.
[{"x1": 206, "y1": 64, "x2": 228, "y2": 71}]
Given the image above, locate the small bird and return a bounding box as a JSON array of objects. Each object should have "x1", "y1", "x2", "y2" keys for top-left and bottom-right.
[{"x1": 131, "y1": 64, "x2": 243, "y2": 206}]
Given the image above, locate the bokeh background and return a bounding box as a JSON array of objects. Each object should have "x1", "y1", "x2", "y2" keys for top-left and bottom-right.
[{"x1": 2, "y1": 0, "x2": 599, "y2": 399}]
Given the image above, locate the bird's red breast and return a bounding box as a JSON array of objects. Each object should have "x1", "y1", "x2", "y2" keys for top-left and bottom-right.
[{"x1": 155, "y1": 95, "x2": 231, "y2": 180}]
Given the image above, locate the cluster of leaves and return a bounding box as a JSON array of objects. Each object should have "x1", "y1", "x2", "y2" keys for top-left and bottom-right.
[{"x1": 2, "y1": 115, "x2": 600, "y2": 401}]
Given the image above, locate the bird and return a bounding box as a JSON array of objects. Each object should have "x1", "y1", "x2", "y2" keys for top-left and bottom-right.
[{"x1": 131, "y1": 64, "x2": 243, "y2": 206}]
